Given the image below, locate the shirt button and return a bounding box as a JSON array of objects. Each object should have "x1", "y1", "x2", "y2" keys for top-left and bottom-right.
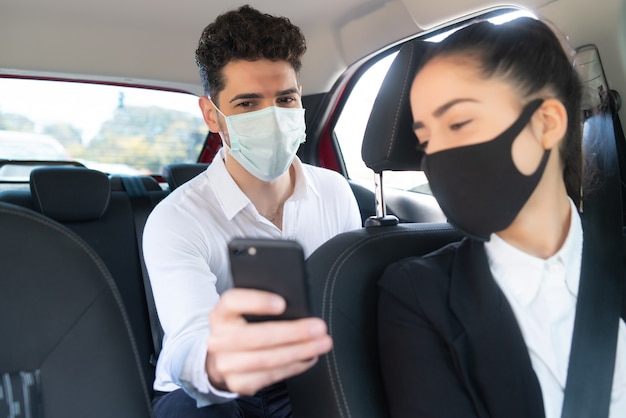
[{"x1": 547, "y1": 262, "x2": 564, "y2": 275}]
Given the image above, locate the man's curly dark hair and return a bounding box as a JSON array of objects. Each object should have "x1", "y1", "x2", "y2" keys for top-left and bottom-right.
[{"x1": 195, "y1": 5, "x2": 307, "y2": 103}]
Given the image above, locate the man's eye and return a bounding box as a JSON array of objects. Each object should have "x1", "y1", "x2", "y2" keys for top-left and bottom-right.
[
  {"x1": 278, "y1": 96, "x2": 297, "y2": 104},
  {"x1": 237, "y1": 101, "x2": 255, "y2": 108}
]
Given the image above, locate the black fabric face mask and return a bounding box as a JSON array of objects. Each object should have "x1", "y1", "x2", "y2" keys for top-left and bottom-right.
[{"x1": 422, "y1": 98, "x2": 549, "y2": 241}]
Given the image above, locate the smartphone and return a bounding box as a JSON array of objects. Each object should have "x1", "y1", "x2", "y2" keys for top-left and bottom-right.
[{"x1": 228, "y1": 238, "x2": 312, "y2": 322}]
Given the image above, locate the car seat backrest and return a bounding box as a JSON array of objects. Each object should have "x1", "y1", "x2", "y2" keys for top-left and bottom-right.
[
  {"x1": 287, "y1": 39, "x2": 463, "y2": 418},
  {"x1": 0, "y1": 166, "x2": 168, "y2": 397},
  {"x1": 288, "y1": 223, "x2": 461, "y2": 418},
  {"x1": 162, "y1": 163, "x2": 209, "y2": 191},
  {"x1": 0, "y1": 202, "x2": 152, "y2": 417}
]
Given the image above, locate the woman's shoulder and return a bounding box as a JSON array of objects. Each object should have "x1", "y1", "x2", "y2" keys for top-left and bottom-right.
[
  {"x1": 393, "y1": 238, "x2": 469, "y2": 272},
  {"x1": 378, "y1": 238, "x2": 471, "y2": 294}
]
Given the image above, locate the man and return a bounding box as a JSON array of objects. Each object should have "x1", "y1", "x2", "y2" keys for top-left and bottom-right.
[{"x1": 143, "y1": 5, "x2": 362, "y2": 417}]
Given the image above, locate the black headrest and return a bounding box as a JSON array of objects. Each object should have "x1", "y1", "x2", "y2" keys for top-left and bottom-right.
[
  {"x1": 361, "y1": 39, "x2": 432, "y2": 173},
  {"x1": 109, "y1": 175, "x2": 163, "y2": 192},
  {"x1": 30, "y1": 167, "x2": 111, "y2": 222},
  {"x1": 162, "y1": 163, "x2": 209, "y2": 190}
]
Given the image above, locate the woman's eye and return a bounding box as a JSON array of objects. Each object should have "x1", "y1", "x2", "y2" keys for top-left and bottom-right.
[{"x1": 450, "y1": 120, "x2": 471, "y2": 131}]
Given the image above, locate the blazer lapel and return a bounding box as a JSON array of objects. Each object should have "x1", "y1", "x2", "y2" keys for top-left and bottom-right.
[{"x1": 448, "y1": 239, "x2": 546, "y2": 418}]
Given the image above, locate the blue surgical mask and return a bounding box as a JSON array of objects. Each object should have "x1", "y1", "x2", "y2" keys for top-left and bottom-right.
[{"x1": 214, "y1": 103, "x2": 306, "y2": 182}]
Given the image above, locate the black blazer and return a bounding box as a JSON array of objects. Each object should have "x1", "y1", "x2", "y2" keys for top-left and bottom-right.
[
  {"x1": 377, "y1": 237, "x2": 625, "y2": 418},
  {"x1": 378, "y1": 239, "x2": 626, "y2": 418}
]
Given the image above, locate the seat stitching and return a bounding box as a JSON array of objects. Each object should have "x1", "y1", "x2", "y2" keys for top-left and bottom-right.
[
  {"x1": 0, "y1": 204, "x2": 153, "y2": 411},
  {"x1": 321, "y1": 224, "x2": 456, "y2": 416},
  {"x1": 385, "y1": 43, "x2": 416, "y2": 159}
]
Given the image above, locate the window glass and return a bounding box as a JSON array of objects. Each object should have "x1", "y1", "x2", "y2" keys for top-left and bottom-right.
[
  {"x1": 0, "y1": 78, "x2": 206, "y2": 181},
  {"x1": 334, "y1": 9, "x2": 534, "y2": 194}
]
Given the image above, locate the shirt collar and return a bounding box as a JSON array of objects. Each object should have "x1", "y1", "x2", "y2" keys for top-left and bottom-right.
[
  {"x1": 209, "y1": 148, "x2": 318, "y2": 220},
  {"x1": 290, "y1": 156, "x2": 320, "y2": 200},
  {"x1": 209, "y1": 148, "x2": 250, "y2": 221},
  {"x1": 485, "y1": 199, "x2": 583, "y2": 307}
]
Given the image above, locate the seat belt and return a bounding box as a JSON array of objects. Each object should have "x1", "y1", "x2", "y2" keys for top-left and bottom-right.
[
  {"x1": 120, "y1": 175, "x2": 164, "y2": 367},
  {"x1": 561, "y1": 108, "x2": 624, "y2": 418}
]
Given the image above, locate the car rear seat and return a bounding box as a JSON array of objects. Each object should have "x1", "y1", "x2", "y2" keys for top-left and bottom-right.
[
  {"x1": 0, "y1": 166, "x2": 168, "y2": 397},
  {"x1": 0, "y1": 201, "x2": 153, "y2": 417}
]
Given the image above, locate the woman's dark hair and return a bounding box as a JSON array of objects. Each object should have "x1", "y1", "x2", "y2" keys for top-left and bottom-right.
[
  {"x1": 195, "y1": 5, "x2": 306, "y2": 104},
  {"x1": 422, "y1": 17, "x2": 583, "y2": 207}
]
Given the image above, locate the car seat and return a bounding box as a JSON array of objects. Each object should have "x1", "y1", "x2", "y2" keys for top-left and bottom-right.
[
  {"x1": 286, "y1": 39, "x2": 462, "y2": 417},
  {"x1": 0, "y1": 166, "x2": 168, "y2": 397},
  {"x1": 0, "y1": 202, "x2": 153, "y2": 417},
  {"x1": 161, "y1": 163, "x2": 210, "y2": 191}
]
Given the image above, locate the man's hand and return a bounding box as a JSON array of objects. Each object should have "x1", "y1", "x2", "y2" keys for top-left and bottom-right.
[{"x1": 206, "y1": 288, "x2": 333, "y2": 395}]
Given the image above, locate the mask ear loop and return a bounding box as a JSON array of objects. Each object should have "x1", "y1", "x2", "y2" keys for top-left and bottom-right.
[
  {"x1": 208, "y1": 97, "x2": 231, "y2": 151},
  {"x1": 208, "y1": 98, "x2": 227, "y2": 118}
]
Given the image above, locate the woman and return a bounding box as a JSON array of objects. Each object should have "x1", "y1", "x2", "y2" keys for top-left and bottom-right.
[{"x1": 377, "y1": 17, "x2": 626, "y2": 417}]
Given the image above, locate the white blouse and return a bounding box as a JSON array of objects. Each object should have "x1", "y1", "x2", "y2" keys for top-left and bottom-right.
[{"x1": 485, "y1": 200, "x2": 626, "y2": 418}]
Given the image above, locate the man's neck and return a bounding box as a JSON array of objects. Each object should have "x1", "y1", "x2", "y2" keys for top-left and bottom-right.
[{"x1": 224, "y1": 155, "x2": 295, "y2": 229}]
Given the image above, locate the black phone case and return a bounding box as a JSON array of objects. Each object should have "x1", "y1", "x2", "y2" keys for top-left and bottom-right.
[{"x1": 228, "y1": 238, "x2": 311, "y2": 322}]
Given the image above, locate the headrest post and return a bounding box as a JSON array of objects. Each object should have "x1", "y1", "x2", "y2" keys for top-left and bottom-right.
[
  {"x1": 374, "y1": 171, "x2": 386, "y2": 218},
  {"x1": 364, "y1": 171, "x2": 399, "y2": 227}
]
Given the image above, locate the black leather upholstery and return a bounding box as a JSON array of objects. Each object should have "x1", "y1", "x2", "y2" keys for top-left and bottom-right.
[
  {"x1": 161, "y1": 163, "x2": 209, "y2": 190},
  {"x1": 0, "y1": 202, "x2": 153, "y2": 417},
  {"x1": 287, "y1": 38, "x2": 458, "y2": 417}
]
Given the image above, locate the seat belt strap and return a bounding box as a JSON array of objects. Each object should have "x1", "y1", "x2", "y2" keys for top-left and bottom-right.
[
  {"x1": 561, "y1": 110, "x2": 624, "y2": 418},
  {"x1": 120, "y1": 176, "x2": 164, "y2": 366}
]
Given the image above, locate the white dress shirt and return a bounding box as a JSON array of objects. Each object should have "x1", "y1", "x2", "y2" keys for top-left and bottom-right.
[
  {"x1": 485, "y1": 200, "x2": 626, "y2": 418},
  {"x1": 143, "y1": 149, "x2": 361, "y2": 406}
]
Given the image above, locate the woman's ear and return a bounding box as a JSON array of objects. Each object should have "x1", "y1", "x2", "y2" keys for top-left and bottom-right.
[
  {"x1": 199, "y1": 96, "x2": 221, "y2": 133},
  {"x1": 538, "y1": 98, "x2": 568, "y2": 149}
]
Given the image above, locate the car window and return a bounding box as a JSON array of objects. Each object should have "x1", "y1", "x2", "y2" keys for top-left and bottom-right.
[
  {"x1": 334, "y1": 9, "x2": 534, "y2": 195},
  {"x1": 334, "y1": 52, "x2": 431, "y2": 193},
  {"x1": 0, "y1": 78, "x2": 206, "y2": 181}
]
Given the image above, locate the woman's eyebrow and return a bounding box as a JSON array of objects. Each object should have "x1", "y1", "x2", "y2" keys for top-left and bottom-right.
[
  {"x1": 433, "y1": 98, "x2": 478, "y2": 117},
  {"x1": 412, "y1": 98, "x2": 478, "y2": 130}
]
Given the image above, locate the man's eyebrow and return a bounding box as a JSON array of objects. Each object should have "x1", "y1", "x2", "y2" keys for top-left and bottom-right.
[
  {"x1": 228, "y1": 88, "x2": 300, "y2": 103},
  {"x1": 412, "y1": 98, "x2": 478, "y2": 130},
  {"x1": 277, "y1": 88, "x2": 300, "y2": 96},
  {"x1": 228, "y1": 93, "x2": 262, "y2": 103}
]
